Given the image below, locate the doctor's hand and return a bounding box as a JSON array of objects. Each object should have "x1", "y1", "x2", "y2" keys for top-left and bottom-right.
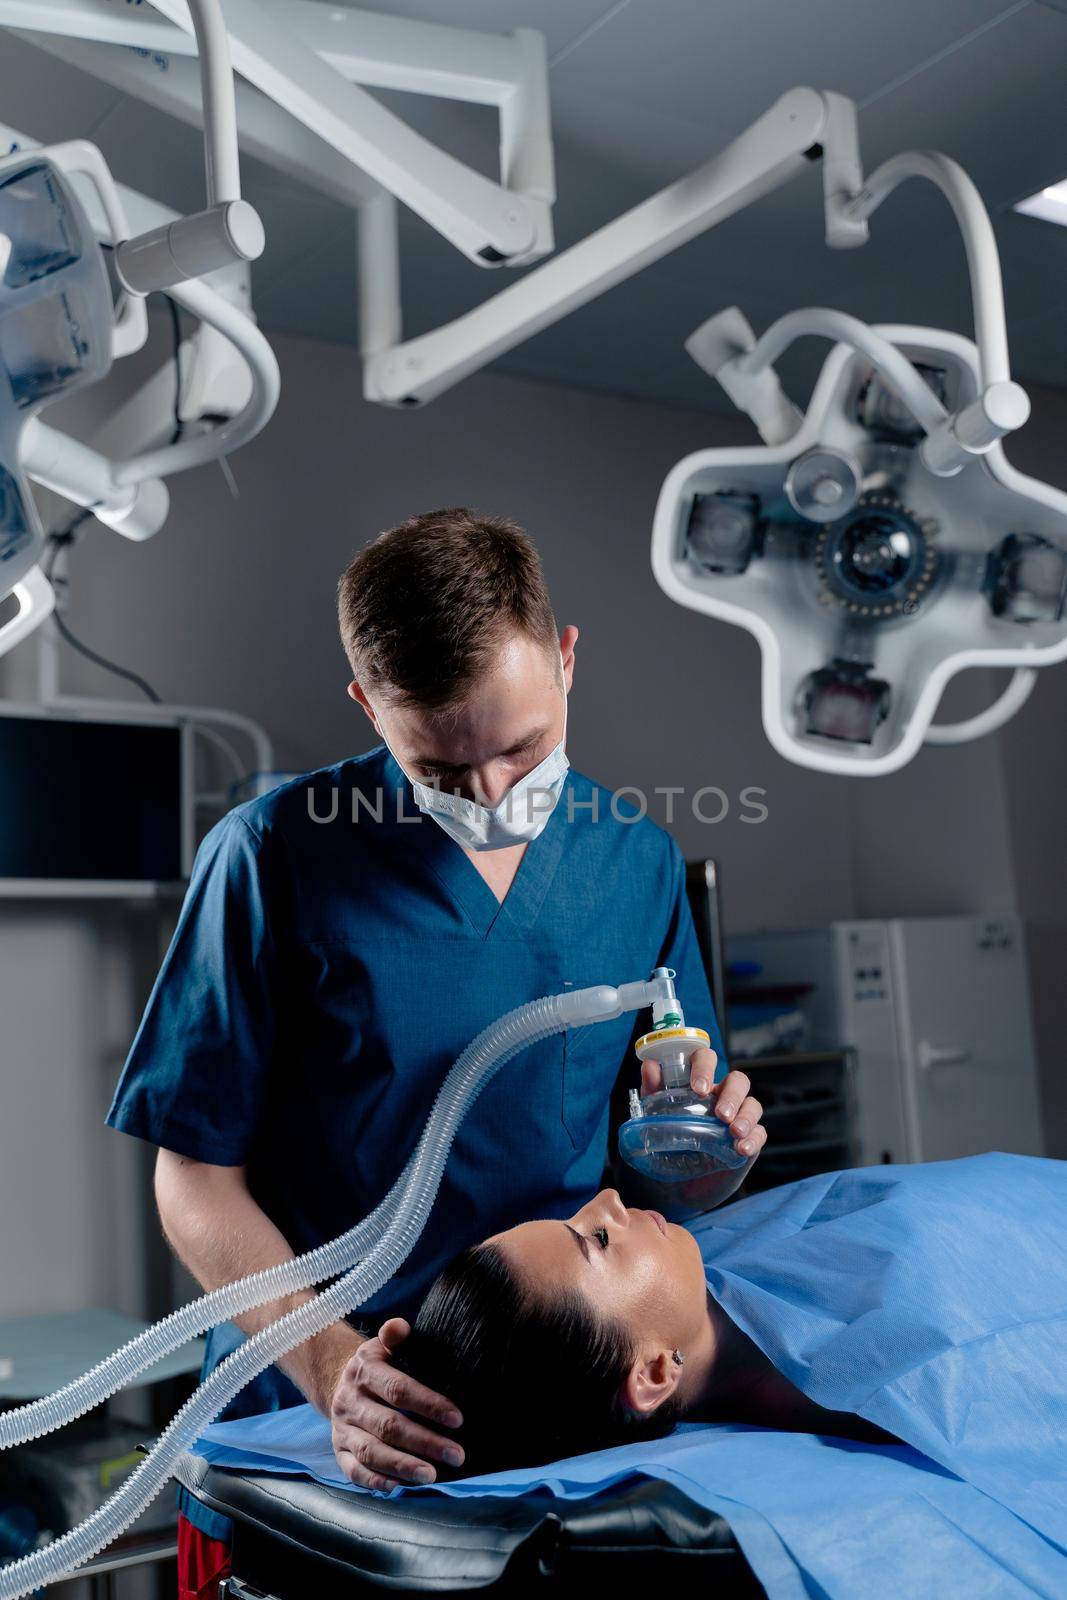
[
  {"x1": 329, "y1": 1318, "x2": 465, "y2": 1492},
  {"x1": 640, "y1": 1049, "x2": 767, "y2": 1162}
]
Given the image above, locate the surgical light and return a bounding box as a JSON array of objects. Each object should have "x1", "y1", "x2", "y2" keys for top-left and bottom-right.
[
  {"x1": 815, "y1": 495, "x2": 938, "y2": 619},
  {"x1": 653, "y1": 151, "x2": 1067, "y2": 776},
  {"x1": 0, "y1": 0, "x2": 277, "y2": 663},
  {"x1": 0, "y1": 149, "x2": 117, "y2": 618}
]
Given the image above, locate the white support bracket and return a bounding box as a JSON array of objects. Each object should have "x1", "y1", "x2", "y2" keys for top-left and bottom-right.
[
  {"x1": 362, "y1": 87, "x2": 846, "y2": 406},
  {"x1": 21, "y1": 30, "x2": 387, "y2": 210},
  {"x1": 4, "y1": 0, "x2": 555, "y2": 268}
]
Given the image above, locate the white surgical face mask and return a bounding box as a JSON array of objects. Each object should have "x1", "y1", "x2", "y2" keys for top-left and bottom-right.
[{"x1": 383, "y1": 671, "x2": 569, "y2": 851}]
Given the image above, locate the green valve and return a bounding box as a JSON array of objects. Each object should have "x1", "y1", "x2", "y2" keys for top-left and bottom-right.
[{"x1": 659, "y1": 1011, "x2": 683, "y2": 1027}]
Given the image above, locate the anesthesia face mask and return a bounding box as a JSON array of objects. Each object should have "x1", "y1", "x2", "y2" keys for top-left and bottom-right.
[
  {"x1": 384, "y1": 665, "x2": 570, "y2": 852},
  {"x1": 618, "y1": 967, "x2": 752, "y2": 1220}
]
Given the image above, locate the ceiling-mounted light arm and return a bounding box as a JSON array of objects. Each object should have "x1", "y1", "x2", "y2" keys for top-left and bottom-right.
[
  {"x1": 735, "y1": 306, "x2": 951, "y2": 433},
  {"x1": 145, "y1": 0, "x2": 552, "y2": 269},
  {"x1": 184, "y1": 0, "x2": 240, "y2": 205},
  {"x1": 364, "y1": 86, "x2": 849, "y2": 405},
  {"x1": 358, "y1": 193, "x2": 402, "y2": 358},
  {"x1": 8, "y1": 1, "x2": 555, "y2": 265},
  {"x1": 712, "y1": 300, "x2": 1024, "y2": 478},
  {"x1": 20, "y1": 420, "x2": 170, "y2": 541},
  {"x1": 831, "y1": 151, "x2": 1030, "y2": 474},
  {"x1": 684, "y1": 305, "x2": 803, "y2": 446},
  {"x1": 925, "y1": 668, "x2": 1038, "y2": 746},
  {"x1": 500, "y1": 30, "x2": 554, "y2": 206},
  {"x1": 111, "y1": 0, "x2": 265, "y2": 298},
  {"x1": 835, "y1": 152, "x2": 1009, "y2": 383},
  {"x1": 23, "y1": 30, "x2": 387, "y2": 213},
  {"x1": 111, "y1": 277, "x2": 281, "y2": 486},
  {"x1": 0, "y1": 569, "x2": 56, "y2": 660},
  {"x1": 818, "y1": 92, "x2": 869, "y2": 251},
  {"x1": 685, "y1": 302, "x2": 954, "y2": 453}
]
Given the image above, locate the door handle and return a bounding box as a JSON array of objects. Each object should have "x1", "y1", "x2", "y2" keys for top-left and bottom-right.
[{"x1": 917, "y1": 1041, "x2": 973, "y2": 1072}]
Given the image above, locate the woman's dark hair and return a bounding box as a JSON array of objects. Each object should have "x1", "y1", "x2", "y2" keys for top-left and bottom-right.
[{"x1": 393, "y1": 1241, "x2": 680, "y2": 1477}]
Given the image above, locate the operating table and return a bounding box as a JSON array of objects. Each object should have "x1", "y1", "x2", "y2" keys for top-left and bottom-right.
[{"x1": 176, "y1": 1452, "x2": 765, "y2": 1598}]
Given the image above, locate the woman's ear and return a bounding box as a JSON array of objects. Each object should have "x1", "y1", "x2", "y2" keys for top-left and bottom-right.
[{"x1": 619, "y1": 1348, "x2": 682, "y2": 1420}]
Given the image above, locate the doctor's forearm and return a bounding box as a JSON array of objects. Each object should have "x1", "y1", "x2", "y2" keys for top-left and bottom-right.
[{"x1": 154, "y1": 1149, "x2": 364, "y2": 1413}]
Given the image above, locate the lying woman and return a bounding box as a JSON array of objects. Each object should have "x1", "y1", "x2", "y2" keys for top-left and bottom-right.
[
  {"x1": 193, "y1": 1153, "x2": 1067, "y2": 1598},
  {"x1": 391, "y1": 1149, "x2": 1067, "y2": 1553},
  {"x1": 394, "y1": 1186, "x2": 898, "y2": 1473}
]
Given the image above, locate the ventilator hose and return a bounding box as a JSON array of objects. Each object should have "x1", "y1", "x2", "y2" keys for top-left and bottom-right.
[
  {"x1": 0, "y1": 1153, "x2": 416, "y2": 1450},
  {"x1": 0, "y1": 992, "x2": 569, "y2": 1598}
]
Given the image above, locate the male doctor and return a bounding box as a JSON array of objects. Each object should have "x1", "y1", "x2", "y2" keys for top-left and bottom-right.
[{"x1": 107, "y1": 507, "x2": 767, "y2": 1598}]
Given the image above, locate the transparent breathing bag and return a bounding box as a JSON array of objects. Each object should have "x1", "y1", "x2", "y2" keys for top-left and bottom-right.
[{"x1": 617, "y1": 967, "x2": 753, "y2": 1220}]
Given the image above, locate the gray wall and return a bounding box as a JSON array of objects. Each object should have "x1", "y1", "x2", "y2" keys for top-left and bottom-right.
[
  {"x1": 993, "y1": 387, "x2": 1067, "y2": 1162},
  {"x1": 0, "y1": 908, "x2": 151, "y2": 1319},
  {"x1": 2, "y1": 325, "x2": 1065, "y2": 1341}
]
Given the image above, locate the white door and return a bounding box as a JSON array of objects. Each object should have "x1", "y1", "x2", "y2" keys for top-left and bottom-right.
[{"x1": 889, "y1": 916, "x2": 1044, "y2": 1162}]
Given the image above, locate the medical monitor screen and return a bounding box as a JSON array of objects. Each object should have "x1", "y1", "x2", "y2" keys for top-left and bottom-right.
[{"x1": 0, "y1": 714, "x2": 184, "y2": 885}]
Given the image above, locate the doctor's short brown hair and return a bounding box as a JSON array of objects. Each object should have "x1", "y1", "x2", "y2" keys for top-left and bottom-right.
[{"x1": 338, "y1": 507, "x2": 558, "y2": 711}]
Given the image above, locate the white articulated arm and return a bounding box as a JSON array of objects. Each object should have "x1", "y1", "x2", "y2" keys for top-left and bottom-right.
[
  {"x1": 109, "y1": 0, "x2": 265, "y2": 298},
  {"x1": 22, "y1": 275, "x2": 281, "y2": 510},
  {"x1": 23, "y1": 31, "x2": 386, "y2": 211},
  {"x1": 837, "y1": 152, "x2": 1009, "y2": 384},
  {"x1": 147, "y1": 0, "x2": 551, "y2": 268},
  {"x1": 363, "y1": 86, "x2": 837, "y2": 405},
  {"x1": 10, "y1": 0, "x2": 555, "y2": 259},
  {"x1": 684, "y1": 306, "x2": 804, "y2": 446},
  {"x1": 832, "y1": 150, "x2": 1030, "y2": 473},
  {"x1": 925, "y1": 669, "x2": 1038, "y2": 746},
  {"x1": 110, "y1": 278, "x2": 281, "y2": 487},
  {"x1": 20, "y1": 422, "x2": 169, "y2": 542},
  {"x1": 0, "y1": 569, "x2": 56, "y2": 660},
  {"x1": 185, "y1": 0, "x2": 240, "y2": 205},
  {"x1": 687, "y1": 303, "x2": 954, "y2": 446}
]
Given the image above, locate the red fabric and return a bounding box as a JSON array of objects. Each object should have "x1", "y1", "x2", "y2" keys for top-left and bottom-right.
[{"x1": 177, "y1": 1512, "x2": 232, "y2": 1600}]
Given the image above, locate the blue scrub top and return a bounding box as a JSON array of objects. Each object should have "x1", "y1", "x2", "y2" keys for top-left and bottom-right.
[{"x1": 107, "y1": 745, "x2": 723, "y2": 1535}]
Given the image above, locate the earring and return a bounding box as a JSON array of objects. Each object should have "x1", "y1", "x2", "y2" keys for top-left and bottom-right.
[{"x1": 671, "y1": 1349, "x2": 684, "y2": 1366}]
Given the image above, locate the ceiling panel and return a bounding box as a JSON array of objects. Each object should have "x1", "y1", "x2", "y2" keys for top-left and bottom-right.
[
  {"x1": 323, "y1": 0, "x2": 623, "y2": 60},
  {"x1": 853, "y1": 2, "x2": 1067, "y2": 204},
  {"x1": 253, "y1": 221, "x2": 362, "y2": 344},
  {"x1": 246, "y1": 178, "x2": 352, "y2": 298},
  {"x1": 547, "y1": 0, "x2": 1020, "y2": 134}
]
